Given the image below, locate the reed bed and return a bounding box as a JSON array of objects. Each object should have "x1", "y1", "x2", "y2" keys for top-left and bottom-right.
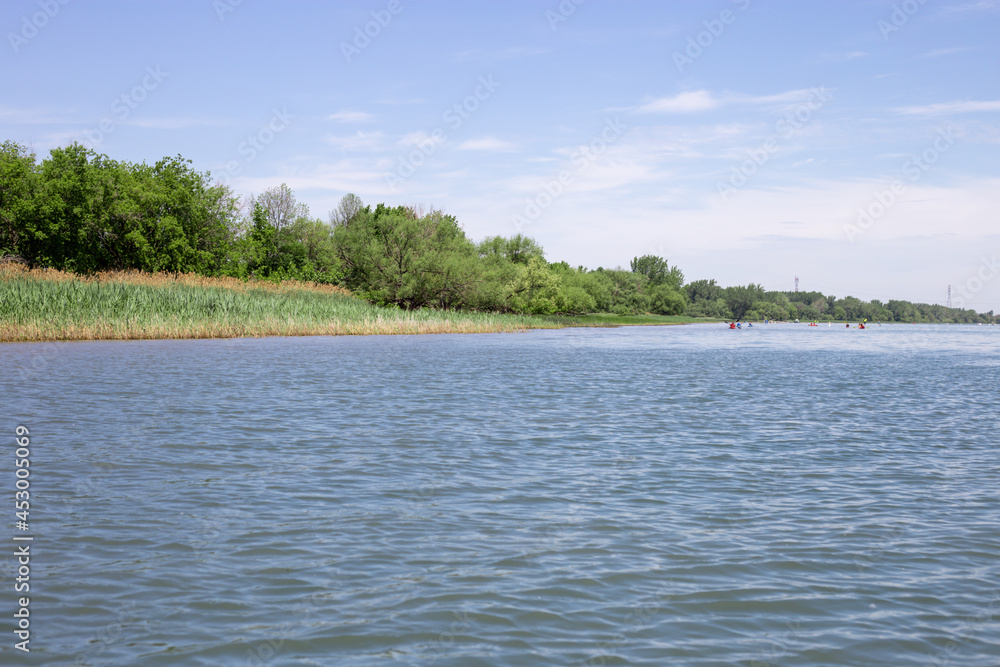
[{"x1": 0, "y1": 264, "x2": 556, "y2": 341}]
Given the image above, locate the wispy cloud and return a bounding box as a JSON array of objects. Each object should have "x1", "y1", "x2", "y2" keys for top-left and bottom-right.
[
  {"x1": 938, "y1": 0, "x2": 1000, "y2": 15},
  {"x1": 816, "y1": 51, "x2": 867, "y2": 63},
  {"x1": 897, "y1": 99, "x2": 1000, "y2": 115},
  {"x1": 0, "y1": 105, "x2": 71, "y2": 125},
  {"x1": 328, "y1": 110, "x2": 373, "y2": 123},
  {"x1": 456, "y1": 137, "x2": 516, "y2": 151},
  {"x1": 634, "y1": 88, "x2": 831, "y2": 114},
  {"x1": 635, "y1": 91, "x2": 719, "y2": 113},
  {"x1": 920, "y1": 46, "x2": 971, "y2": 58}
]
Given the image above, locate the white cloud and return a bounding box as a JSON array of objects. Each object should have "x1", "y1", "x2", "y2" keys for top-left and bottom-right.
[
  {"x1": 896, "y1": 100, "x2": 1000, "y2": 115},
  {"x1": 328, "y1": 110, "x2": 373, "y2": 123},
  {"x1": 634, "y1": 88, "x2": 832, "y2": 114},
  {"x1": 635, "y1": 91, "x2": 719, "y2": 113}
]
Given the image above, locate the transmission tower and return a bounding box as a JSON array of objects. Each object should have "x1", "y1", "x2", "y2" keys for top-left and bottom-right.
[
  {"x1": 947, "y1": 285, "x2": 951, "y2": 308},
  {"x1": 794, "y1": 276, "x2": 799, "y2": 292}
]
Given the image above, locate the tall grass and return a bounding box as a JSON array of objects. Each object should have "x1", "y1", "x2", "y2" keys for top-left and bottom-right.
[{"x1": 0, "y1": 265, "x2": 558, "y2": 341}]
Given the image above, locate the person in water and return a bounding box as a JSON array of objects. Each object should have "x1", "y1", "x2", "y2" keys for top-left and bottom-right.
[{"x1": 729, "y1": 322, "x2": 736, "y2": 329}]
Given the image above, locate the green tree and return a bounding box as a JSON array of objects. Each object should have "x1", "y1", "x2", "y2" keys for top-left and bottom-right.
[
  {"x1": 508, "y1": 255, "x2": 562, "y2": 314},
  {"x1": 0, "y1": 141, "x2": 38, "y2": 259},
  {"x1": 549, "y1": 262, "x2": 597, "y2": 314},
  {"x1": 686, "y1": 278, "x2": 721, "y2": 304},
  {"x1": 649, "y1": 283, "x2": 687, "y2": 315},
  {"x1": 723, "y1": 283, "x2": 765, "y2": 320},
  {"x1": 478, "y1": 233, "x2": 545, "y2": 265},
  {"x1": 14, "y1": 144, "x2": 236, "y2": 274},
  {"x1": 631, "y1": 254, "x2": 684, "y2": 290},
  {"x1": 333, "y1": 204, "x2": 481, "y2": 309}
]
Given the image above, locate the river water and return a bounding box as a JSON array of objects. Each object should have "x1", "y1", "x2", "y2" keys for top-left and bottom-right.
[{"x1": 3, "y1": 323, "x2": 999, "y2": 665}]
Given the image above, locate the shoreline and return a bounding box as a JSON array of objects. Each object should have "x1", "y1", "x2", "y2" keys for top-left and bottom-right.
[{"x1": 0, "y1": 265, "x2": 709, "y2": 343}]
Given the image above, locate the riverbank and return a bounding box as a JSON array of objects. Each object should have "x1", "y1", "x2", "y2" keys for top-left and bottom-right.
[{"x1": 0, "y1": 265, "x2": 705, "y2": 342}]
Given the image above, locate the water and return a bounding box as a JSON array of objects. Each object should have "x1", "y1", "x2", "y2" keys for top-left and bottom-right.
[{"x1": 3, "y1": 323, "x2": 999, "y2": 666}]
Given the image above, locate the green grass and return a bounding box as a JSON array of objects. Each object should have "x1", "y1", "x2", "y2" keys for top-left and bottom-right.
[
  {"x1": 0, "y1": 265, "x2": 563, "y2": 341},
  {"x1": 0, "y1": 265, "x2": 704, "y2": 342}
]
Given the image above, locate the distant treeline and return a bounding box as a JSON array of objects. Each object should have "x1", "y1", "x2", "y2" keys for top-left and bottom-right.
[{"x1": 2, "y1": 141, "x2": 995, "y2": 323}]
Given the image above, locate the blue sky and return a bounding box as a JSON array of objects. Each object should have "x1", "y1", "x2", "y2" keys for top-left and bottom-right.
[{"x1": 3, "y1": 0, "x2": 999, "y2": 312}]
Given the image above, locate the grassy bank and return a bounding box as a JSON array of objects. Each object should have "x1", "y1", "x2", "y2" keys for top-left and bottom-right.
[
  {"x1": 0, "y1": 265, "x2": 710, "y2": 342},
  {"x1": 0, "y1": 265, "x2": 567, "y2": 341}
]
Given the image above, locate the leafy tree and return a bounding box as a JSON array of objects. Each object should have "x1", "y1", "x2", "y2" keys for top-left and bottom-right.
[
  {"x1": 508, "y1": 256, "x2": 562, "y2": 314},
  {"x1": 649, "y1": 283, "x2": 687, "y2": 315},
  {"x1": 549, "y1": 262, "x2": 597, "y2": 314},
  {"x1": 596, "y1": 268, "x2": 650, "y2": 315},
  {"x1": 723, "y1": 283, "x2": 765, "y2": 320},
  {"x1": 333, "y1": 204, "x2": 481, "y2": 309},
  {"x1": 0, "y1": 141, "x2": 38, "y2": 259},
  {"x1": 10, "y1": 143, "x2": 236, "y2": 274},
  {"x1": 479, "y1": 233, "x2": 545, "y2": 265},
  {"x1": 686, "y1": 278, "x2": 721, "y2": 304},
  {"x1": 631, "y1": 254, "x2": 684, "y2": 290}
]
